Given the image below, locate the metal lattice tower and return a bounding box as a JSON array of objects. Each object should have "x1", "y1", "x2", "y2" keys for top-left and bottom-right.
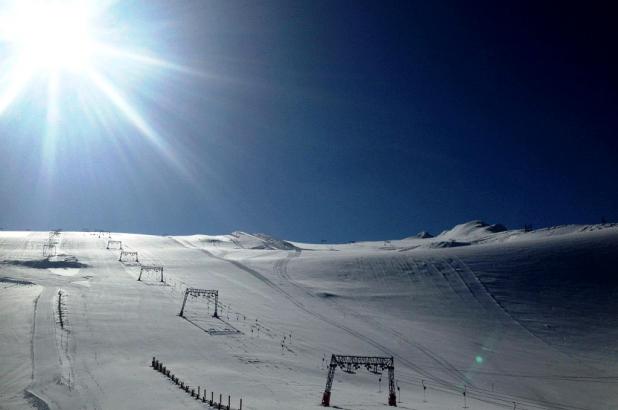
[
  {"x1": 107, "y1": 240, "x2": 122, "y2": 250},
  {"x1": 119, "y1": 250, "x2": 138, "y2": 263},
  {"x1": 179, "y1": 288, "x2": 219, "y2": 318},
  {"x1": 138, "y1": 265, "x2": 164, "y2": 282},
  {"x1": 43, "y1": 242, "x2": 57, "y2": 257},
  {"x1": 321, "y1": 355, "x2": 396, "y2": 407}
]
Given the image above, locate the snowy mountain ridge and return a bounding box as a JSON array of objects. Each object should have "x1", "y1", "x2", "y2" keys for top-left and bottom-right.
[{"x1": 179, "y1": 220, "x2": 618, "y2": 252}]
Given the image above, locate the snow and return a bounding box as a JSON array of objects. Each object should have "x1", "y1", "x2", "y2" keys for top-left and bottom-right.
[
  {"x1": 0, "y1": 278, "x2": 42, "y2": 409},
  {"x1": 1, "y1": 224, "x2": 617, "y2": 410}
]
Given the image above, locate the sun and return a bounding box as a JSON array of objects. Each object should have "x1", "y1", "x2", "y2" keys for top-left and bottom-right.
[
  {"x1": 2, "y1": 2, "x2": 94, "y2": 72},
  {"x1": 0, "y1": 1, "x2": 202, "y2": 176}
]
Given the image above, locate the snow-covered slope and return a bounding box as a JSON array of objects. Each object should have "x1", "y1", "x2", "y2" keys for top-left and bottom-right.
[{"x1": 1, "y1": 223, "x2": 617, "y2": 410}]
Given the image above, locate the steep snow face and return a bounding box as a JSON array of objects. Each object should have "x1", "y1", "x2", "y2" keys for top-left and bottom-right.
[{"x1": 1, "y1": 224, "x2": 617, "y2": 410}]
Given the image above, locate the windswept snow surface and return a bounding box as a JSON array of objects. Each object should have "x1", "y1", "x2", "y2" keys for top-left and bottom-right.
[{"x1": 1, "y1": 223, "x2": 617, "y2": 409}]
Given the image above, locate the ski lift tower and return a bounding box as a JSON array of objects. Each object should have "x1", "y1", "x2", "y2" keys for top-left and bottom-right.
[
  {"x1": 321, "y1": 355, "x2": 396, "y2": 407},
  {"x1": 179, "y1": 288, "x2": 219, "y2": 318}
]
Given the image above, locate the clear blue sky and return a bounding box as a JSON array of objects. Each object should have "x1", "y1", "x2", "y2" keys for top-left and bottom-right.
[{"x1": 0, "y1": 1, "x2": 616, "y2": 242}]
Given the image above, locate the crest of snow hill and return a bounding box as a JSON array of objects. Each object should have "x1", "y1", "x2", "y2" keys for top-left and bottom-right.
[
  {"x1": 237, "y1": 220, "x2": 617, "y2": 250},
  {"x1": 196, "y1": 220, "x2": 617, "y2": 250},
  {"x1": 198, "y1": 231, "x2": 299, "y2": 250}
]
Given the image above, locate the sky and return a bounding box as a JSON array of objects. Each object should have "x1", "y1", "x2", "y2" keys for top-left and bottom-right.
[{"x1": 0, "y1": 0, "x2": 616, "y2": 242}]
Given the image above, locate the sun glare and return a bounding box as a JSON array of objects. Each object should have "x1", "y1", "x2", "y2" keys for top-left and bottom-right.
[
  {"x1": 3, "y1": 3, "x2": 94, "y2": 71},
  {"x1": 0, "y1": 1, "x2": 202, "y2": 176}
]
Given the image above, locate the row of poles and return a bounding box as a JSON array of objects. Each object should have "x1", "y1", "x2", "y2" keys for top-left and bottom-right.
[
  {"x1": 152, "y1": 357, "x2": 243, "y2": 410},
  {"x1": 57, "y1": 289, "x2": 65, "y2": 329},
  {"x1": 410, "y1": 379, "x2": 521, "y2": 410}
]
